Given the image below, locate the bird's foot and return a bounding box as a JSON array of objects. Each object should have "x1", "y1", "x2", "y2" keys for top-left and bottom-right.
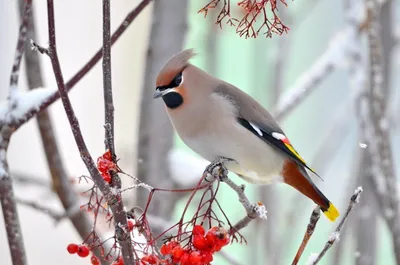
[{"x1": 203, "y1": 157, "x2": 235, "y2": 182}]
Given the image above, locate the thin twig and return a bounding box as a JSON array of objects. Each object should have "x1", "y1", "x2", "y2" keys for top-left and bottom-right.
[
  {"x1": 310, "y1": 187, "x2": 363, "y2": 265},
  {"x1": 40, "y1": 0, "x2": 136, "y2": 264},
  {"x1": 15, "y1": 197, "x2": 77, "y2": 223},
  {"x1": 291, "y1": 206, "x2": 321, "y2": 265},
  {"x1": 9, "y1": 0, "x2": 32, "y2": 98},
  {"x1": 102, "y1": 0, "x2": 116, "y2": 159},
  {"x1": 221, "y1": 177, "x2": 267, "y2": 232},
  {"x1": 12, "y1": 172, "x2": 50, "y2": 188}
]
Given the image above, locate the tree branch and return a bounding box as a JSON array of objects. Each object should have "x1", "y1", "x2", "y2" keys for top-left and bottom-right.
[
  {"x1": 16, "y1": 0, "x2": 108, "y2": 262},
  {"x1": 15, "y1": 197, "x2": 78, "y2": 223},
  {"x1": 309, "y1": 187, "x2": 363, "y2": 265},
  {"x1": 0, "y1": 2, "x2": 32, "y2": 265},
  {"x1": 291, "y1": 207, "x2": 321, "y2": 265},
  {"x1": 102, "y1": 0, "x2": 116, "y2": 158},
  {"x1": 38, "y1": 0, "x2": 136, "y2": 263}
]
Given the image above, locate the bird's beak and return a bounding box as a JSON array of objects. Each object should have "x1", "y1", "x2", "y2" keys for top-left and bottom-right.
[{"x1": 153, "y1": 88, "x2": 173, "y2": 99}]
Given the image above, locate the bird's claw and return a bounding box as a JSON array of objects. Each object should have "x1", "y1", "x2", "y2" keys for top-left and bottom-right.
[{"x1": 203, "y1": 157, "x2": 234, "y2": 182}]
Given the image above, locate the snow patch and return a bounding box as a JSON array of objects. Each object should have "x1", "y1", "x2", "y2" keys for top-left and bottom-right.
[
  {"x1": 305, "y1": 253, "x2": 319, "y2": 265},
  {"x1": 329, "y1": 231, "x2": 340, "y2": 242},
  {"x1": 0, "y1": 87, "x2": 56, "y2": 124},
  {"x1": 358, "y1": 142, "x2": 368, "y2": 148}
]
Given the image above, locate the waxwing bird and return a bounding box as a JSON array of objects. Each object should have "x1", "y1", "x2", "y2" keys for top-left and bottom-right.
[{"x1": 152, "y1": 49, "x2": 339, "y2": 222}]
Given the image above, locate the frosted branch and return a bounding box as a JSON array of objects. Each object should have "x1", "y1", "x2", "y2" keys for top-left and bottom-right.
[
  {"x1": 309, "y1": 187, "x2": 363, "y2": 265},
  {"x1": 273, "y1": 4, "x2": 366, "y2": 121},
  {"x1": 222, "y1": 177, "x2": 268, "y2": 232}
]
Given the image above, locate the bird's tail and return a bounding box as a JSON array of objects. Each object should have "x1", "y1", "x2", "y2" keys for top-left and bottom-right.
[{"x1": 282, "y1": 160, "x2": 340, "y2": 222}]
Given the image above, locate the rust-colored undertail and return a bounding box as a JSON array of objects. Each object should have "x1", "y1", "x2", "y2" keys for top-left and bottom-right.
[{"x1": 282, "y1": 160, "x2": 339, "y2": 222}]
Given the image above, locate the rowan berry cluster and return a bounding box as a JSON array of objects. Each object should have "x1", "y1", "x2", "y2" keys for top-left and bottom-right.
[
  {"x1": 96, "y1": 150, "x2": 118, "y2": 183},
  {"x1": 157, "y1": 225, "x2": 230, "y2": 265},
  {"x1": 67, "y1": 243, "x2": 90, "y2": 258}
]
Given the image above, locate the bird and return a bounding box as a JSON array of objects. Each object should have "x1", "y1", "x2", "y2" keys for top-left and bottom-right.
[{"x1": 152, "y1": 49, "x2": 339, "y2": 222}]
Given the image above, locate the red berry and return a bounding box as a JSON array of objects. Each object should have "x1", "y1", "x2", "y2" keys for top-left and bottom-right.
[
  {"x1": 192, "y1": 225, "x2": 205, "y2": 236},
  {"x1": 127, "y1": 220, "x2": 134, "y2": 232},
  {"x1": 192, "y1": 235, "x2": 208, "y2": 251},
  {"x1": 180, "y1": 252, "x2": 190, "y2": 265},
  {"x1": 160, "y1": 241, "x2": 179, "y2": 256},
  {"x1": 189, "y1": 251, "x2": 203, "y2": 264},
  {"x1": 91, "y1": 255, "x2": 100, "y2": 265},
  {"x1": 171, "y1": 246, "x2": 184, "y2": 262},
  {"x1": 205, "y1": 233, "x2": 216, "y2": 250},
  {"x1": 103, "y1": 150, "x2": 113, "y2": 161},
  {"x1": 219, "y1": 236, "x2": 230, "y2": 247},
  {"x1": 67, "y1": 243, "x2": 79, "y2": 254},
  {"x1": 77, "y1": 245, "x2": 90, "y2": 257},
  {"x1": 201, "y1": 251, "x2": 213, "y2": 263},
  {"x1": 102, "y1": 172, "x2": 112, "y2": 183},
  {"x1": 141, "y1": 255, "x2": 158, "y2": 264},
  {"x1": 160, "y1": 244, "x2": 170, "y2": 255}
]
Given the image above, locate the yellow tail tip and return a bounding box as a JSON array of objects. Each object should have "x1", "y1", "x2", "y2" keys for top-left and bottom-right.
[{"x1": 323, "y1": 202, "x2": 340, "y2": 222}]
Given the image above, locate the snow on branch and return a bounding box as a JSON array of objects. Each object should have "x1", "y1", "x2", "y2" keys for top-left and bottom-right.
[
  {"x1": 0, "y1": 88, "x2": 57, "y2": 125},
  {"x1": 273, "y1": 0, "x2": 367, "y2": 121},
  {"x1": 273, "y1": 27, "x2": 364, "y2": 120},
  {"x1": 307, "y1": 187, "x2": 363, "y2": 265}
]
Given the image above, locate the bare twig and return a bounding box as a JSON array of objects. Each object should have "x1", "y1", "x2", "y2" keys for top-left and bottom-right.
[
  {"x1": 291, "y1": 206, "x2": 321, "y2": 265},
  {"x1": 15, "y1": 197, "x2": 78, "y2": 223},
  {"x1": 38, "y1": 0, "x2": 136, "y2": 264},
  {"x1": 12, "y1": 172, "x2": 50, "y2": 188},
  {"x1": 310, "y1": 187, "x2": 363, "y2": 265},
  {"x1": 102, "y1": 0, "x2": 116, "y2": 159},
  {"x1": 221, "y1": 177, "x2": 267, "y2": 232},
  {"x1": 9, "y1": 0, "x2": 31, "y2": 97}
]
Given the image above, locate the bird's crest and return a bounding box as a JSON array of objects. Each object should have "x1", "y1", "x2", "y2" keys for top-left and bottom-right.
[{"x1": 156, "y1": 49, "x2": 196, "y2": 87}]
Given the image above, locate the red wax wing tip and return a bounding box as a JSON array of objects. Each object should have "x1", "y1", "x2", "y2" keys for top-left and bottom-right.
[{"x1": 281, "y1": 136, "x2": 291, "y2": 145}]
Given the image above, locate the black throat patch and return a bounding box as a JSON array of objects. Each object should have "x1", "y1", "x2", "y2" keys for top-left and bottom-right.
[{"x1": 162, "y1": 92, "x2": 183, "y2": 109}]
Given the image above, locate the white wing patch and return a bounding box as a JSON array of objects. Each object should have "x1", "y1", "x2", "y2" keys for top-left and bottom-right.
[
  {"x1": 272, "y1": 132, "x2": 286, "y2": 141},
  {"x1": 249, "y1": 122, "x2": 263, "y2": 136}
]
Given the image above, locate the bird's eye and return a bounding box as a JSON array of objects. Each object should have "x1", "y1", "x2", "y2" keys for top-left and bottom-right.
[{"x1": 173, "y1": 73, "x2": 183, "y2": 86}]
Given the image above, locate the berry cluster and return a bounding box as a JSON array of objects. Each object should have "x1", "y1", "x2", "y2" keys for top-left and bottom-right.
[
  {"x1": 158, "y1": 225, "x2": 230, "y2": 265},
  {"x1": 67, "y1": 243, "x2": 90, "y2": 257},
  {"x1": 96, "y1": 150, "x2": 118, "y2": 183}
]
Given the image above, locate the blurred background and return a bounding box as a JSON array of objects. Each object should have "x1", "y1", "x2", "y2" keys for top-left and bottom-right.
[{"x1": 1, "y1": 0, "x2": 399, "y2": 265}]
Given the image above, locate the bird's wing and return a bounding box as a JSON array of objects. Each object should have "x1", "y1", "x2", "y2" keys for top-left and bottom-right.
[{"x1": 215, "y1": 82, "x2": 319, "y2": 177}]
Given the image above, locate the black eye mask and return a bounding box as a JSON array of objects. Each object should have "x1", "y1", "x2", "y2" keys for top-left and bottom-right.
[{"x1": 156, "y1": 72, "x2": 183, "y2": 91}]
